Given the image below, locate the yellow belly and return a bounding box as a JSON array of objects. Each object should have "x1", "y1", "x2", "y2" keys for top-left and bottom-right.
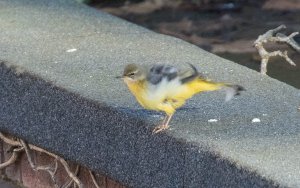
[
  {"x1": 124, "y1": 78, "x2": 223, "y2": 115},
  {"x1": 124, "y1": 80, "x2": 174, "y2": 114}
]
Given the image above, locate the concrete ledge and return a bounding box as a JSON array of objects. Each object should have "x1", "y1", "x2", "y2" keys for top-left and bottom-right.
[{"x1": 1, "y1": 0, "x2": 300, "y2": 187}]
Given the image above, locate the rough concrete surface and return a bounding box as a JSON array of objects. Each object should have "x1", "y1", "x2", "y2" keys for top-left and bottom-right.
[{"x1": 0, "y1": 0, "x2": 300, "y2": 187}]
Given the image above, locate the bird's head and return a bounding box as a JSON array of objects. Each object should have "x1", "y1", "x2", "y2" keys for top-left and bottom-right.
[{"x1": 117, "y1": 64, "x2": 146, "y2": 82}]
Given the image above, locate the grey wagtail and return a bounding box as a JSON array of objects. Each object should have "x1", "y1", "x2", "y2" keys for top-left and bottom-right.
[{"x1": 117, "y1": 63, "x2": 244, "y2": 133}]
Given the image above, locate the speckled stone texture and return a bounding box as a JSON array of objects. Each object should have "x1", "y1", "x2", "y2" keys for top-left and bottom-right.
[{"x1": 0, "y1": 0, "x2": 300, "y2": 187}]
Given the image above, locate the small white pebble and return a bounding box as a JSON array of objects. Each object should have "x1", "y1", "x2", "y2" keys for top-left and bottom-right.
[
  {"x1": 208, "y1": 119, "x2": 218, "y2": 123},
  {"x1": 262, "y1": 114, "x2": 267, "y2": 116},
  {"x1": 66, "y1": 48, "x2": 77, "y2": 53},
  {"x1": 251, "y1": 118, "x2": 261, "y2": 123}
]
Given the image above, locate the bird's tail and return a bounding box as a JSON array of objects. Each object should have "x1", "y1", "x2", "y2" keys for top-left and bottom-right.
[
  {"x1": 191, "y1": 80, "x2": 244, "y2": 101},
  {"x1": 180, "y1": 63, "x2": 245, "y2": 101},
  {"x1": 222, "y1": 84, "x2": 245, "y2": 101}
]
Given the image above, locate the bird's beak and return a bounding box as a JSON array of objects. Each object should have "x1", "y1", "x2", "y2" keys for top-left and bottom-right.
[{"x1": 115, "y1": 75, "x2": 124, "y2": 79}]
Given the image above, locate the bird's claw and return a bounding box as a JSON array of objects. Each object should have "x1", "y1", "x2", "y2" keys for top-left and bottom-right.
[{"x1": 152, "y1": 124, "x2": 169, "y2": 134}]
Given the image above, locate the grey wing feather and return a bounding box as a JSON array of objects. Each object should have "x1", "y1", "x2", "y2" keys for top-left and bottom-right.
[
  {"x1": 147, "y1": 64, "x2": 178, "y2": 85},
  {"x1": 180, "y1": 63, "x2": 200, "y2": 84}
]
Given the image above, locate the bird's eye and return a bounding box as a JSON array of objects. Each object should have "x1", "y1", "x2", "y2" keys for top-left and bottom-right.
[{"x1": 128, "y1": 72, "x2": 135, "y2": 77}]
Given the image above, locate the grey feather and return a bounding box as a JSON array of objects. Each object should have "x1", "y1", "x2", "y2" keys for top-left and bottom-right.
[
  {"x1": 147, "y1": 64, "x2": 178, "y2": 85},
  {"x1": 180, "y1": 63, "x2": 199, "y2": 84},
  {"x1": 224, "y1": 85, "x2": 245, "y2": 101}
]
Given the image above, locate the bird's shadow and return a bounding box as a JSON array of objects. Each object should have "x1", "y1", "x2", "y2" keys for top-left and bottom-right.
[{"x1": 117, "y1": 107, "x2": 200, "y2": 117}]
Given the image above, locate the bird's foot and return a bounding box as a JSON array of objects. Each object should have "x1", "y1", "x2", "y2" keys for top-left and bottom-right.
[{"x1": 152, "y1": 124, "x2": 169, "y2": 134}]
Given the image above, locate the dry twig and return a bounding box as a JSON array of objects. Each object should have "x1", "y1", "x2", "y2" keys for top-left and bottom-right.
[
  {"x1": 62, "y1": 165, "x2": 80, "y2": 188},
  {"x1": 20, "y1": 139, "x2": 60, "y2": 188},
  {"x1": 0, "y1": 146, "x2": 23, "y2": 169},
  {"x1": 254, "y1": 25, "x2": 299, "y2": 74},
  {"x1": 0, "y1": 132, "x2": 83, "y2": 188},
  {"x1": 89, "y1": 170, "x2": 101, "y2": 188},
  {"x1": 0, "y1": 132, "x2": 108, "y2": 188}
]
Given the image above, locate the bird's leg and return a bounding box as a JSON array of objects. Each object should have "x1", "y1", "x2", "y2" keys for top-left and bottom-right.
[
  {"x1": 152, "y1": 114, "x2": 173, "y2": 134},
  {"x1": 161, "y1": 115, "x2": 169, "y2": 124},
  {"x1": 164, "y1": 114, "x2": 173, "y2": 127}
]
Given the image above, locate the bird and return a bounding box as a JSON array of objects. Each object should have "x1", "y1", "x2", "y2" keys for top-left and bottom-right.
[{"x1": 117, "y1": 63, "x2": 244, "y2": 134}]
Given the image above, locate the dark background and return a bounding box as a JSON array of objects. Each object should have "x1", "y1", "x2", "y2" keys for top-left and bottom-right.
[{"x1": 88, "y1": 0, "x2": 300, "y2": 88}]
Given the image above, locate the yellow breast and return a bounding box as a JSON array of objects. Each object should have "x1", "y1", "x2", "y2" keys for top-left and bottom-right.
[
  {"x1": 124, "y1": 79, "x2": 149, "y2": 108},
  {"x1": 124, "y1": 79, "x2": 173, "y2": 113},
  {"x1": 124, "y1": 77, "x2": 223, "y2": 115}
]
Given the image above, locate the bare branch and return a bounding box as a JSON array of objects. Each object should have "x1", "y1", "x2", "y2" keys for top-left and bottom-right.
[
  {"x1": 254, "y1": 25, "x2": 286, "y2": 45},
  {"x1": 89, "y1": 170, "x2": 101, "y2": 188},
  {"x1": 0, "y1": 148, "x2": 23, "y2": 169},
  {"x1": 254, "y1": 25, "x2": 298, "y2": 74},
  {"x1": 20, "y1": 139, "x2": 59, "y2": 188},
  {"x1": 268, "y1": 50, "x2": 296, "y2": 66},
  {"x1": 269, "y1": 24, "x2": 286, "y2": 35},
  {"x1": 260, "y1": 58, "x2": 268, "y2": 75},
  {"x1": 60, "y1": 159, "x2": 83, "y2": 188},
  {"x1": 20, "y1": 139, "x2": 35, "y2": 169},
  {"x1": 0, "y1": 132, "x2": 83, "y2": 188},
  {"x1": 0, "y1": 132, "x2": 20, "y2": 146},
  {"x1": 53, "y1": 158, "x2": 59, "y2": 175},
  {"x1": 62, "y1": 165, "x2": 80, "y2": 188},
  {"x1": 275, "y1": 32, "x2": 300, "y2": 52}
]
